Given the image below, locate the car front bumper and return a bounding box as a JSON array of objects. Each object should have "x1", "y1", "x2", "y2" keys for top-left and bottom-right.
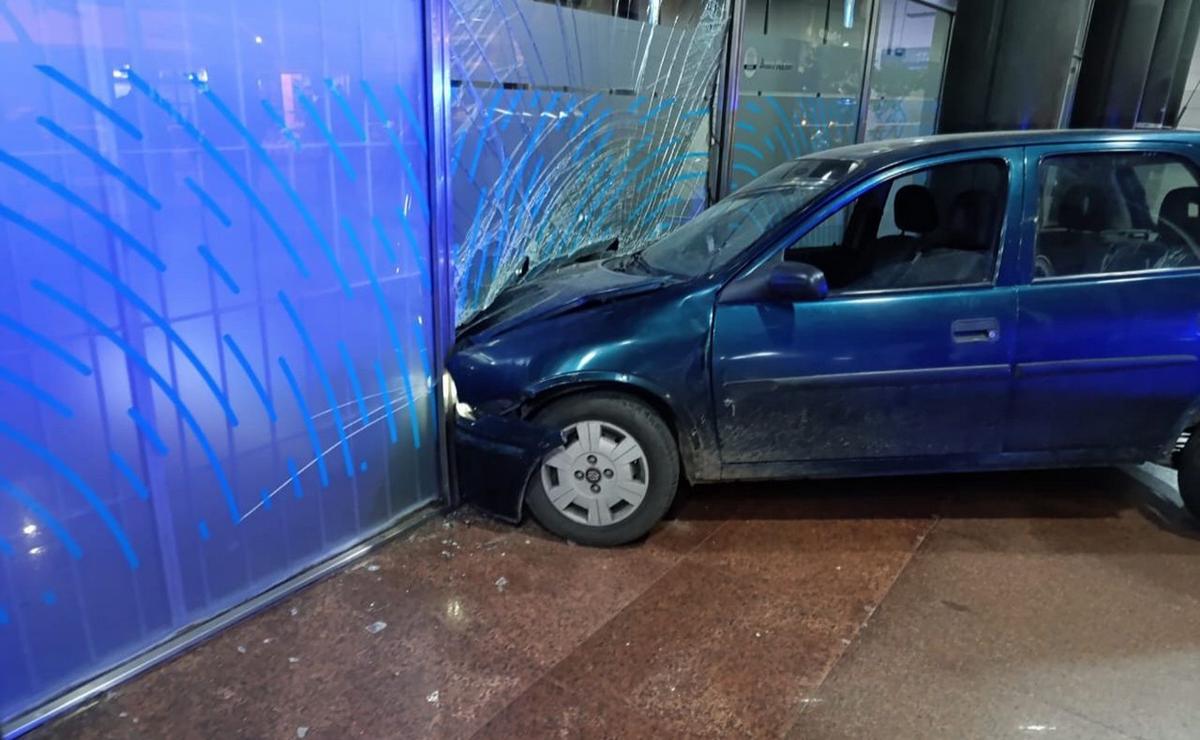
[{"x1": 452, "y1": 411, "x2": 562, "y2": 523}]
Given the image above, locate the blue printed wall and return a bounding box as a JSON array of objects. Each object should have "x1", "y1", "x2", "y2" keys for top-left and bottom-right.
[{"x1": 0, "y1": 0, "x2": 441, "y2": 723}]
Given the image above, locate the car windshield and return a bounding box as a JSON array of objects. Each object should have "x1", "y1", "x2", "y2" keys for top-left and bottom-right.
[{"x1": 638, "y1": 158, "x2": 859, "y2": 276}]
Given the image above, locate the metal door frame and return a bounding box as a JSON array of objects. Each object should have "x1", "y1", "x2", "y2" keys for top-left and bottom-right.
[{"x1": 427, "y1": 0, "x2": 457, "y2": 508}]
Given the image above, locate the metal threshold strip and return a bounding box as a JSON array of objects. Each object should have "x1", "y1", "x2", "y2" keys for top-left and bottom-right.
[{"x1": 2, "y1": 501, "x2": 442, "y2": 739}]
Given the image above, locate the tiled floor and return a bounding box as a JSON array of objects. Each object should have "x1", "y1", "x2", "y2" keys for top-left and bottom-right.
[{"x1": 31, "y1": 466, "x2": 1200, "y2": 739}]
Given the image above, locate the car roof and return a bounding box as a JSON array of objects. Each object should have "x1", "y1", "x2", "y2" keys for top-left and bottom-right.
[{"x1": 809, "y1": 129, "x2": 1200, "y2": 170}]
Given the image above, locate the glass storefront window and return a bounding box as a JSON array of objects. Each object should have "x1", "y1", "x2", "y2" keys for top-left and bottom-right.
[
  {"x1": 730, "y1": 0, "x2": 953, "y2": 189},
  {"x1": 864, "y1": 0, "x2": 953, "y2": 141},
  {"x1": 730, "y1": 0, "x2": 873, "y2": 191}
]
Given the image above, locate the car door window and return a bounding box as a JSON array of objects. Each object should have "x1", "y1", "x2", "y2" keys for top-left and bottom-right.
[
  {"x1": 1034, "y1": 152, "x2": 1200, "y2": 279},
  {"x1": 784, "y1": 159, "x2": 1008, "y2": 292}
]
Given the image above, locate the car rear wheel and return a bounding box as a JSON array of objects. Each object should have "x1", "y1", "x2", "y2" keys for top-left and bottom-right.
[
  {"x1": 1176, "y1": 432, "x2": 1200, "y2": 521},
  {"x1": 525, "y1": 393, "x2": 679, "y2": 546}
]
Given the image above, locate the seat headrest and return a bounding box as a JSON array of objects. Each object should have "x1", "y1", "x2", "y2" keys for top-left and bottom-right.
[
  {"x1": 893, "y1": 184, "x2": 938, "y2": 234},
  {"x1": 944, "y1": 189, "x2": 999, "y2": 250},
  {"x1": 1054, "y1": 184, "x2": 1109, "y2": 232}
]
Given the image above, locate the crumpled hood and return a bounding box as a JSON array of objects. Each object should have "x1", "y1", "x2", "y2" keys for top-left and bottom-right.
[{"x1": 457, "y1": 260, "x2": 671, "y2": 342}]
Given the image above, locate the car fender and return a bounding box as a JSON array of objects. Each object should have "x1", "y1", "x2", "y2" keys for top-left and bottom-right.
[
  {"x1": 1164, "y1": 394, "x2": 1200, "y2": 464},
  {"x1": 522, "y1": 370, "x2": 722, "y2": 482}
]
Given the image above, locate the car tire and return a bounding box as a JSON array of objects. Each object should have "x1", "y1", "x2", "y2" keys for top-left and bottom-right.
[
  {"x1": 525, "y1": 393, "x2": 679, "y2": 546},
  {"x1": 1177, "y1": 432, "x2": 1200, "y2": 520}
]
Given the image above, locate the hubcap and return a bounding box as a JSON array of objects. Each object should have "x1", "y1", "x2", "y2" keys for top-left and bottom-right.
[{"x1": 539, "y1": 420, "x2": 649, "y2": 527}]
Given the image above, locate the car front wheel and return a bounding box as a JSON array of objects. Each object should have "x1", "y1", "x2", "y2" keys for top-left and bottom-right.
[
  {"x1": 525, "y1": 393, "x2": 679, "y2": 546},
  {"x1": 1176, "y1": 432, "x2": 1200, "y2": 521}
]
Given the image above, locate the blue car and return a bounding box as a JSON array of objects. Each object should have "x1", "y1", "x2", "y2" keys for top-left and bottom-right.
[{"x1": 448, "y1": 129, "x2": 1200, "y2": 546}]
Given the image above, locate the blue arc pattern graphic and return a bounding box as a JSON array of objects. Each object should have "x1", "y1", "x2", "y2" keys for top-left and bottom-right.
[
  {"x1": 183, "y1": 177, "x2": 233, "y2": 227},
  {"x1": 0, "y1": 2, "x2": 439, "y2": 723},
  {"x1": 0, "y1": 475, "x2": 83, "y2": 560},
  {"x1": 109, "y1": 452, "x2": 151, "y2": 502},
  {"x1": 125, "y1": 69, "x2": 312, "y2": 280},
  {"x1": 260, "y1": 98, "x2": 304, "y2": 152},
  {"x1": 197, "y1": 245, "x2": 241, "y2": 294},
  {"x1": 298, "y1": 91, "x2": 357, "y2": 181},
  {"x1": 35, "y1": 117, "x2": 162, "y2": 210},
  {"x1": 0, "y1": 203, "x2": 241, "y2": 427},
  {"x1": 0, "y1": 313, "x2": 93, "y2": 376},
  {"x1": 278, "y1": 291, "x2": 356, "y2": 479},
  {"x1": 0, "y1": 420, "x2": 139, "y2": 570},
  {"x1": 0, "y1": 149, "x2": 166, "y2": 272},
  {"x1": 195, "y1": 81, "x2": 355, "y2": 299},
  {"x1": 328, "y1": 80, "x2": 367, "y2": 141},
  {"x1": 278, "y1": 356, "x2": 331, "y2": 490},
  {"x1": 33, "y1": 64, "x2": 144, "y2": 141},
  {"x1": 223, "y1": 334, "x2": 277, "y2": 423},
  {"x1": 0, "y1": 365, "x2": 74, "y2": 419},
  {"x1": 30, "y1": 279, "x2": 243, "y2": 524},
  {"x1": 127, "y1": 406, "x2": 169, "y2": 456}
]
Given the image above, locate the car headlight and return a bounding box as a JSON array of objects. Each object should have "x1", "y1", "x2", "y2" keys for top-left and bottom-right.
[{"x1": 441, "y1": 370, "x2": 475, "y2": 421}]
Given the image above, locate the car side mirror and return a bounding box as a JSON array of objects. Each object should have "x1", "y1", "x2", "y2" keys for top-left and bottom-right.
[{"x1": 768, "y1": 262, "x2": 828, "y2": 302}]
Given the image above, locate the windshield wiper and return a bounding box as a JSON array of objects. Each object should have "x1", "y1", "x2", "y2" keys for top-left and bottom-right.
[{"x1": 609, "y1": 249, "x2": 654, "y2": 274}]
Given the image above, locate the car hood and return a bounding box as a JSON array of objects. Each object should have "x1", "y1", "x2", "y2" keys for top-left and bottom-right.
[{"x1": 457, "y1": 259, "x2": 673, "y2": 342}]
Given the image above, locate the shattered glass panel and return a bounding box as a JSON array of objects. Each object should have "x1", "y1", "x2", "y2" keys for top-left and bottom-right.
[{"x1": 449, "y1": 0, "x2": 731, "y2": 323}]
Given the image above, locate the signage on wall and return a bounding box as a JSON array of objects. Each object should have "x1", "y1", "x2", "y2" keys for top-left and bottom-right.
[
  {"x1": 742, "y1": 46, "x2": 796, "y2": 79},
  {"x1": 738, "y1": 33, "x2": 867, "y2": 96}
]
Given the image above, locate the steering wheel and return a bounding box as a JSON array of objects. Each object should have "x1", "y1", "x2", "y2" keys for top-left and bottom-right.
[
  {"x1": 1033, "y1": 254, "x2": 1055, "y2": 279},
  {"x1": 1157, "y1": 219, "x2": 1200, "y2": 262}
]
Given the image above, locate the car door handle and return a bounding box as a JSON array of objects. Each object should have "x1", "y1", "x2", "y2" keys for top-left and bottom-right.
[{"x1": 951, "y1": 318, "x2": 1000, "y2": 344}]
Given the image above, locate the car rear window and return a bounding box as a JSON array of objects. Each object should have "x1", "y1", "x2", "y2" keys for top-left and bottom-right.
[{"x1": 1034, "y1": 152, "x2": 1200, "y2": 279}]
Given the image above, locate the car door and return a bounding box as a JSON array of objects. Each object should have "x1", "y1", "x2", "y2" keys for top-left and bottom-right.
[
  {"x1": 711, "y1": 149, "x2": 1023, "y2": 467},
  {"x1": 1006, "y1": 143, "x2": 1200, "y2": 454}
]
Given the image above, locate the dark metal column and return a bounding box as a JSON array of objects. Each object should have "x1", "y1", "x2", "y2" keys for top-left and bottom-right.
[
  {"x1": 939, "y1": 0, "x2": 1094, "y2": 132},
  {"x1": 1138, "y1": 0, "x2": 1200, "y2": 125},
  {"x1": 1072, "y1": 0, "x2": 1167, "y2": 128}
]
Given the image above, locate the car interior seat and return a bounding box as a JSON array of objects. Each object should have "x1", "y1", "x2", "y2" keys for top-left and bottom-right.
[
  {"x1": 1037, "y1": 183, "x2": 1113, "y2": 276},
  {"x1": 846, "y1": 185, "x2": 938, "y2": 290},
  {"x1": 875, "y1": 184, "x2": 938, "y2": 259},
  {"x1": 1101, "y1": 186, "x2": 1200, "y2": 273},
  {"x1": 1153, "y1": 187, "x2": 1200, "y2": 267},
  {"x1": 903, "y1": 188, "x2": 999, "y2": 286}
]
